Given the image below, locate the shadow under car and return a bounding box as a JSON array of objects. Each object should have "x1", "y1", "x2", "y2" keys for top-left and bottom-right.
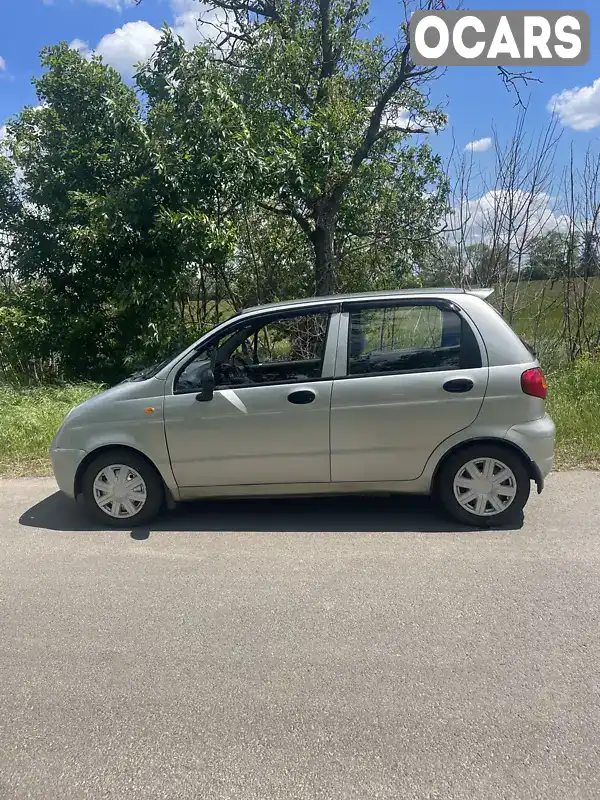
[{"x1": 19, "y1": 490, "x2": 524, "y2": 537}]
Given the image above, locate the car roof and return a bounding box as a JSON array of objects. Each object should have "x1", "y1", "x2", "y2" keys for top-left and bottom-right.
[{"x1": 242, "y1": 287, "x2": 493, "y2": 315}]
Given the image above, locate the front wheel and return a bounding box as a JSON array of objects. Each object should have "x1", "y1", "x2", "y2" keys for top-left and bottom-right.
[
  {"x1": 437, "y1": 444, "x2": 531, "y2": 527},
  {"x1": 80, "y1": 449, "x2": 164, "y2": 528}
]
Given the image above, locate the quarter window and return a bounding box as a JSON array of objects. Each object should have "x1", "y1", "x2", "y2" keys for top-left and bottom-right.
[{"x1": 347, "y1": 304, "x2": 477, "y2": 376}]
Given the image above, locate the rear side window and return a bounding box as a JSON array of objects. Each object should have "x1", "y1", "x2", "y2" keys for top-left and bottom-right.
[{"x1": 347, "y1": 303, "x2": 480, "y2": 377}]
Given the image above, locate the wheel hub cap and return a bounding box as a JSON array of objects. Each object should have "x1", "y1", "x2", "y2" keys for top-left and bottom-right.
[
  {"x1": 93, "y1": 464, "x2": 147, "y2": 519},
  {"x1": 453, "y1": 458, "x2": 517, "y2": 517}
]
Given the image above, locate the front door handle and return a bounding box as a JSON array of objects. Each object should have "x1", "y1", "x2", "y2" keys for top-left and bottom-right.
[
  {"x1": 287, "y1": 390, "x2": 316, "y2": 405},
  {"x1": 443, "y1": 378, "x2": 474, "y2": 394}
]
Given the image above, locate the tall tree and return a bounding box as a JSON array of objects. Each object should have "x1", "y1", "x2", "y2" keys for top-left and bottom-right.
[
  {"x1": 9, "y1": 44, "x2": 160, "y2": 378},
  {"x1": 527, "y1": 231, "x2": 569, "y2": 281},
  {"x1": 189, "y1": 0, "x2": 449, "y2": 294},
  {"x1": 8, "y1": 43, "x2": 246, "y2": 380},
  {"x1": 0, "y1": 155, "x2": 21, "y2": 292},
  {"x1": 464, "y1": 242, "x2": 510, "y2": 287},
  {"x1": 136, "y1": 29, "x2": 259, "y2": 317}
]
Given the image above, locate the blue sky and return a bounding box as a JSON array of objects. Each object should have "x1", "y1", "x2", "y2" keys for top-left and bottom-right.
[{"x1": 1, "y1": 0, "x2": 599, "y2": 168}]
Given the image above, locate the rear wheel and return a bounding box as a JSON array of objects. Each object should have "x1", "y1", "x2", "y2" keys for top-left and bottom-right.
[
  {"x1": 81, "y1": 449, "x2": 164, "y2": 528},
  {"x1": 437, "y1": 444, "x2": 531, "y2": 527}
]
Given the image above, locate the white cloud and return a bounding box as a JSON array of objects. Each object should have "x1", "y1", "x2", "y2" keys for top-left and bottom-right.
[
  {"x1": 95, "y1": 21, "x2": 162, "y2": 79},
  {"x1": 172, "y1": 0, "x2": 238, "y2": 50},
  {"x1": 465, "y1": 137, "x2": 492, "y2": 153},
  {"x1": 448, "y1": 190, "x2": 571, "y2": 246},
  {"x1": 82, "y1": 0, "x2": 136, "y2": 10},
  {"x1": 69, "y1": 39, "x2": 90, "y2": 54},
  {"x1": 69, "y1": 2, "x2": 235, "y2": 79},
  {"x1": 0, "y1": 56, "x2": 6, "y2": 71},
  {"x1": 172, "y1": 0, "x2": 222, "y2": 47},
  {"x1": 548, "y1": 78, "x2": 600, "y2": 132},
  {"x1": 384, "y1": 107, "x2": 413, "y2": 128},
  {"x1": 0, "y1": 124, "x2": 11, "y2": 160},
  {"x1": 366, "y1": 105, "x2": 440, "y2": 133}
]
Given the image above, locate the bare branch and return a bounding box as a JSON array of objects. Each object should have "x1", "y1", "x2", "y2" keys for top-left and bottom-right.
[
  {"x1": 497, "y1": 67, "x2": 542, "y2": 108},
  {"x1": 349, "y1": 42, "x2": 412, "y2": 176},
  {"x1": 257, "y1": 201, "x2": 313, "y2": 238},
  {"x1": 377, "y1": 124, "x2": 429, "y2": 139},
  {"x1": 205, "y1": 0, "x2": 281, "y2": 22}
]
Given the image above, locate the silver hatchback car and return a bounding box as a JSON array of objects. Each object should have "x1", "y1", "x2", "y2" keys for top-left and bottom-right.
[{"x1": 50, "y1": 288, "x2": 555, "y2": 528}]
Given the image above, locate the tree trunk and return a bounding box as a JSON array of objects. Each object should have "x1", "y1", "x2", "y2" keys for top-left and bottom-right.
[{"x1": 312, "y1": 214, "x2": 337, "y2": 296}]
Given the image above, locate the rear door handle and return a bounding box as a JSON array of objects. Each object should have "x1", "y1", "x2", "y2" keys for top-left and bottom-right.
[
  {"x1": 443, "y1": 378, "x2": 474, "y2": 394},
  {"x1": 287, "y1": 390, "x2": 316, "y2": 405}
]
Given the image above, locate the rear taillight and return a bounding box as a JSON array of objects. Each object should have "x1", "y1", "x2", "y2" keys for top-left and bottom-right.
[{"x1": 521, "y1": 367, "x2": 548, "y2": 400}]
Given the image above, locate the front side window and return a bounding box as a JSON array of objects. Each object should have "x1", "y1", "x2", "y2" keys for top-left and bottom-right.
[
  {"x1": 175, "y1": 311, "x2": 331, "y2": 393},
  {"x1": 347, "y1": 304, "x2": 476, "y2": 377}
]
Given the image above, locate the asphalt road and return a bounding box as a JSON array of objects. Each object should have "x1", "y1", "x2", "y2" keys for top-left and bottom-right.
[{"x1": 1, "y1": 473, "x2": 600, "y2": 800}]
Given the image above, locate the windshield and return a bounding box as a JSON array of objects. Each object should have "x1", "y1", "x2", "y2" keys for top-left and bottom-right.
[{"x1": 124, "y1": 348, "x2": 184, "y2": 383}]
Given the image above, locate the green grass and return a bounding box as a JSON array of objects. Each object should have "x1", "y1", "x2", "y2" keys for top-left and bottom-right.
[
  {"x1": 546, "y1": 357, "x2": 600, "y2": 470},
  {"x1": 0, "y1": 384, "x2": 102, "y2": 478},
  {"x1": 492, "y1": 278, "x2": 600, "y2": 366},
  {"x1": 0, "y1": 358, "x2": 598, "y2": 478}
]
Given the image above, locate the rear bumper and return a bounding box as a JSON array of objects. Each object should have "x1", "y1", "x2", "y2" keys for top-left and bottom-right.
[
  {"x1": 505, "y1": 415, "x2": 556, "y2": 490},
  {"x1": 50, "y1": 447, "x2": 86, "y2": 499}
]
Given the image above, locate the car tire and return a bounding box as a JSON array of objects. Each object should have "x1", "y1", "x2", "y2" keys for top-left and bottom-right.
[
  {"x1": 80, "y1": 449, "x2": 164, "y2": 528},
  {"x1": 437, "y1": 443, "x2": 531, "y2": 527}
]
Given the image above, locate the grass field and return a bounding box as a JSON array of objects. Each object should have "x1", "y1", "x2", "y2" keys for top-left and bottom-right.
[
  {"x1": 0, "y1": 356, "x2": 598, "y2": 478},
  {"x1": 0, "y1": 384, "x2": 101, "y2": 478},
  {"x1": 545, "y1": 357, "x2": 600, "y2": 470},
  {"x1": 492, "y1": 278, "x2": 600, "y2": 366}
]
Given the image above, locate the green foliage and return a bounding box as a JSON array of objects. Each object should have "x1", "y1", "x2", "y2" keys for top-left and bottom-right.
[
  {"x1": 0, "y1": 284, "x2": 56, "y2": 383},
  {"x1": 335, "y1": 146, "x2": 448, "y2": 291},
  {"x1": 464, "y1": 243, "x2": 509, "y2": 286},
  {"x1": 234, "y1": 211, "x2": 314, "y2": 306},
  {"x1": 547, "y1": 354, "x2": 600, "y2": 469},
  {"x1": 580, "y1": 231, "x2": 600, "y2": 278},
  {"x1": 8, "y1": 46, "x2": 164, "y2": 380},
  {"x1": 0, "y1": 155, "x2": 21, "y2": 291},
  {"x1": 523, "y1": 231, "x2": 600, "y2": 282},
  {"x1": 0, "y1": 383, "x2": 102, "y2": 476},
  {"x1": 197, "y1": 0, "x2": 448, "y2": 293},
  {"x1": 496, "y1": 277, "x2": 600, "y2": 367},
  {"x1": 525, "y1": 232, "x2": 570, "y2": 281},
  {"x1": 7, "y1": 42, "x2": 246, "y2": 383},
  {"x1": 0, "y1": 6, "x2": 461, "y2": 382}
]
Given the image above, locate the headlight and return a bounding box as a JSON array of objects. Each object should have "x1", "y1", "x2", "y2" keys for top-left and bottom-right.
[{"x1": 50, "y1": 408, "x2": 75, "y2": 450}]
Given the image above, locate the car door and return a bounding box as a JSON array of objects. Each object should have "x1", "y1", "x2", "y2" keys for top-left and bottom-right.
[
  {"x1": 163, "y1": 307, "x2": 339, "y2": 488},
  {"x1": 330, "y1": 299, "x2": 489, "y2": 483}
]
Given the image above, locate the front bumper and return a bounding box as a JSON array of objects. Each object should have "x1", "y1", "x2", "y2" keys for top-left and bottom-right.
[{"x1": 50, "y1": 447, "x2": 86, "y2": 499}]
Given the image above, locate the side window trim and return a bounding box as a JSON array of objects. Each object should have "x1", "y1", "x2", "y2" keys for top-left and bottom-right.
[
  {"x1": 338, "y1": 299, "x2": 482, "y2": 379},
  {"x1": 172, "y1": 305, "x2": 340, "y2": 394},
  {"x1": 341, "y1": 298, "x2": 450, "y2": 313}
]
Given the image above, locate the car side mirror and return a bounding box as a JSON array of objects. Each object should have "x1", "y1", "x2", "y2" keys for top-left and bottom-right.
[{"x1": 195, "y1": 369, "x2": 215, "y2": 402}]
